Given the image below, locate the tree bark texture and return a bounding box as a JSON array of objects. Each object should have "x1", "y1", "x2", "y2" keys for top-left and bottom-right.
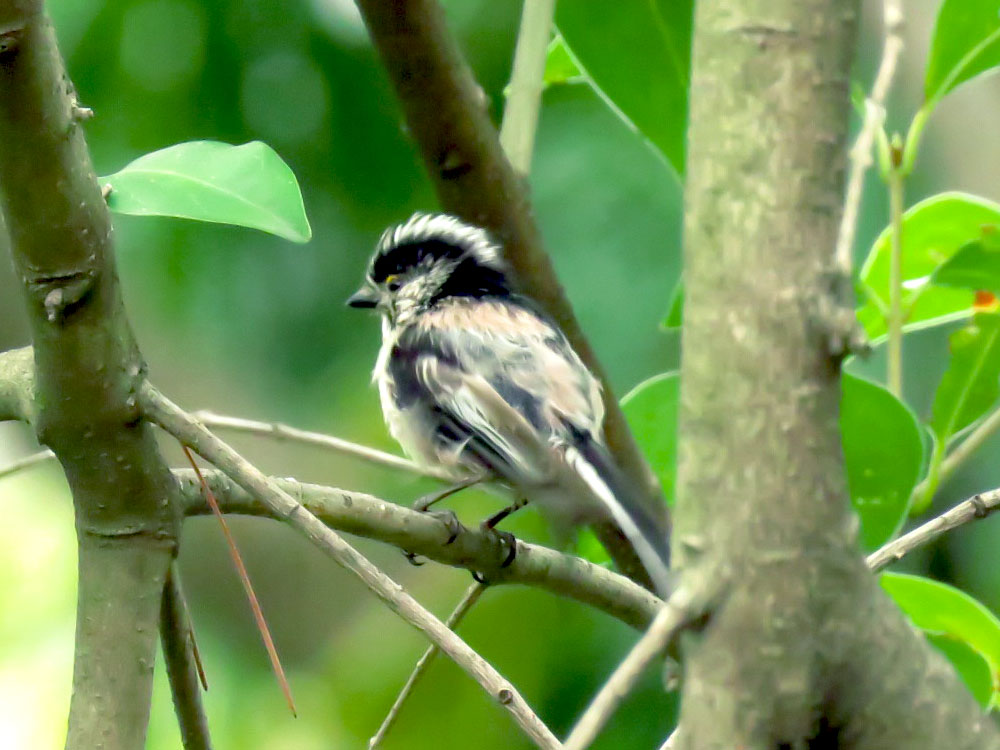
[
  {"x1": 0, "y1": 4, "x2": 182, "y2": 748},
  {"x1": 675, "y1": 0, "x2": 1000, "y2": 747}
]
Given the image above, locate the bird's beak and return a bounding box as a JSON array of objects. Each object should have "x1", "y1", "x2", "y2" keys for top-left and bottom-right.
[{"x1": 346, "y1": 286, "x2": 379, "y2": 309}]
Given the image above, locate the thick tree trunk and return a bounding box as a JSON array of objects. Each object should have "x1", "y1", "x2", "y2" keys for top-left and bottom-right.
[
  {"x1": 674, "y1": 0, "x2": 1000, "y2": 747},
  {"x1": 0, "y1": 5, "x2": 183, "y2": 748}
]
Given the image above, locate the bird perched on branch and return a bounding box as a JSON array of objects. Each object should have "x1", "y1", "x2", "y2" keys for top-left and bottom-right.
[{"x1": 347, "y1": 213, "x2": 669, "y2": 593}]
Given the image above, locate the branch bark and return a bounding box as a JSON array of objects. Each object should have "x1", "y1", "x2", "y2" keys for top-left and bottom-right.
[
  {"x1": 352, "y1": 0, "x2": 666, "y2": 587},
  {"x1": 175, "y1": 469, "x2": 661, "y2": 631},
  {"x1": 0, "y1": 5, "x2": 182, "y2": 749},
  {"x1": 142, "y1": 384, "x2": 562, "y2": 749},
  {"x1": 674, "y1": 0, "x2": 999, "y2": 747}
]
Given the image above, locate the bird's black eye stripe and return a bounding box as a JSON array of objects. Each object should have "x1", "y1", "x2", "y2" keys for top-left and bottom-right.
[{"x1": 371, "y1": 239, "x2": 465, "y2": 282}]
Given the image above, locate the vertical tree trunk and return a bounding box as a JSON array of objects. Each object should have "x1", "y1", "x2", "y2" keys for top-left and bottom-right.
[
  {"x1": 0, "y1": 5, "x2": 183, "y2": 748},
  {"x1": 674, "y1": 0, "x2": 1000, "y2": 747}
]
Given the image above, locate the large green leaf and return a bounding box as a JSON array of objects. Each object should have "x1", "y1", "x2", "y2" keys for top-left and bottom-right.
[
  {"x1": 553, "y1": 0, "x2": 693, "y2": 174},
  {"x1": 925, "y1": 0, "x2": 1000, "y2": 106},
  {"x1": 882, "y1": 572, "x2": 1000, "y2": 708},
  {"x1": 930, "y1": 312, "x2": 1000, "y2": 443},
  {"x1": 621, "y1": 372, "x2": 680, "y2": 505},
  {"x1": 932, "y1": 230, "x2": 1000, "y2": 295},
  {"x1": 100, "y1": 141, "x2": 312, "y2": 243},
  {"x1": 858, "y1": 193, "x2": 1000, "y2": 340},
  {"x1": 841, "y1": 375, "x2": 924, "y2": 550}
]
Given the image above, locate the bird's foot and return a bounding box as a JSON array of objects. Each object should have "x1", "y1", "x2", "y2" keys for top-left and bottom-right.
[{"x1": 412, "y1": 478, "x2": 481, "y2": 512}]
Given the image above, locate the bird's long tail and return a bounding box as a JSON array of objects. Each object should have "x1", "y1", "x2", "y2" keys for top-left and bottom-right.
[{"x1": 563, "y1": 432, "x2": 671, "y2": 596}]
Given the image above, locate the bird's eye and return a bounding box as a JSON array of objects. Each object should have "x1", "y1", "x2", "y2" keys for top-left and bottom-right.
[{"x1": 386, "y1": 275, "x2": 401, "y2": 292}]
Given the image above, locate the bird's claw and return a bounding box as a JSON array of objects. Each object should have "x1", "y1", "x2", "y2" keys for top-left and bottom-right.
[{"x1": 480, "y1": 522, "x2": 517, "y2": 568}]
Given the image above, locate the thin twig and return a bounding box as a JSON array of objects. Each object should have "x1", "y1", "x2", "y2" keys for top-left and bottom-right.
[
  {"x1": 192, "y1": 410, "x2": 445, "y2": 479},
  {"x1": 0, "y1": 448, "x2": 54, "y2": 480},
  {"x1": 833, "y1": 0, "x2": 904, "y2": 275},
  {"x1": 182, "y1": 446, "x2": 297, "y2": 717},
  {"x1": 160, "y1": 562, "x2": 213, "y2": 750},
  {"x1": 498, "y1": 0, "x2": 556, "y2": 175},
  {"x1": 867, "y1": 488, "x2": 1000, "y2": 572},
  {"x1": 141, "y1": 384, "x2": 561, "y2": 750},
  {"x1": 369, "y1": 582, "x2": 487, "y2": 749},
  {"x1": 563, "y1": 585, "x2": 708, "y2": 750},
  {"x1": 175, "y1": 469, "x2": 662, "y2": 631}
]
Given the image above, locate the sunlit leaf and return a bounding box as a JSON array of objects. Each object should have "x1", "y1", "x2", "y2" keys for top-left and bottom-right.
[
  {"x1": 542, "y1": 35, "x2": 584, "y2": 87},
  {"x1": 857, "y1": 192, "x2": 1000, "y2": 340},
  {"x1": 932, "y1": 229, "x2": 1000, "y2": 295},
  {"x1": 841, "y1": 375, "x2": 924, "y2": 550},
  {"x1": 555, "y1": 0, "x2": 693, "y2": 174},
  {"x1": 100, "y1": 141, "x2": 312, "y2": 243},
  {"x1": 930, "y1": 312, "x2": 1000, "y2": 443},
  {"x1": 882, "y1": 572, "x2": 1000, "y2": 708},
  {"x1": 621, "y1": 372, "x2": 679, "y2": 505},
  {"x1": 925, "y1": 0, "x2": 1000, "y2": 106}
]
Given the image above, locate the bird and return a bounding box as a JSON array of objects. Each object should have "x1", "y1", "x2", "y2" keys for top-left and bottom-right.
[{"x1": 347, "y1": 213, "x2": 670, "y2": 593}]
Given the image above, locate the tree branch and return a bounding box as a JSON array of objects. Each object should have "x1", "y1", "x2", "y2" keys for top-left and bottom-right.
[
  {"x1": 175, "y1": 469, "x2": 660, "y2": 631},
  {"x1": 833, "y1": 0, "x2": 903, "y2": 276},
  {"x1": 191, "y1": 410, "x2": 445, "y2": 478},
  {"x1": 0, "y1": 346, "x2": 35, "y2": 423},
  {"x1": 352, "y1": 0, "x2": 666, "y2": 586},
  {"x1": 867, "y1": 488, "x2": 1000, "y2": 573},
  {"x1": 0, "y1": 5, "x2": 182, "y2": 748},
  {"x1": 141, "y1": 383, "x2": 562, "y2": 749},
  {"x1": 0, "y1": 447, "x2": 54, "y2": 481},
  {"x1": 369, "y1": 582, "x2": 486, "y2": 749},
  {"x1": 563, "y1": 584, "x2": 711, "y2": 750},
  {"x1": 160, "y1": 564, "x2": 212, "y2": 750}
]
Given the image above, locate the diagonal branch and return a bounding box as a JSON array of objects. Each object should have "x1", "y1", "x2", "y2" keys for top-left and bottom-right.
[
  {"x1": 141, "y1": 382, "x2": 563, "y2": 750},
  {"x1": 563, "y1": 583, "x2": 713, "y2": 750},
  {"x1": 867, "y1": 488, "x2": 1000, "y2": 572},
  {"x1": 352, "y1": 0, "x2": 667, "y2": 586},
  {"x1": 0, "y1": 347, "x2": 35, "y2": 424}
]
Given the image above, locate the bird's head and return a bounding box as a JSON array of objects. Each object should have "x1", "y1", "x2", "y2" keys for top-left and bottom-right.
[{"x1": 347, "y1": 213, "x2": 512, "y2": 325}]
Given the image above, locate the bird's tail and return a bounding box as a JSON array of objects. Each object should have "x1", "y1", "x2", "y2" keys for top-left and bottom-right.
[{"x1": 562, "y1": 431, "x2": 671, "y2": 596}]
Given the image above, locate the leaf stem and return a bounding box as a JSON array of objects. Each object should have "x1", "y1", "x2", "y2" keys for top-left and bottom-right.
[
  {"x1": 911, "y1": 402, "x2": 1000, "y2": 512},
  {"x1": 887, "y1": 165, "x2": 905, "y2": 397},
  {"x1": 499, "y1": 0, "x2": 557, "y2": 175}
]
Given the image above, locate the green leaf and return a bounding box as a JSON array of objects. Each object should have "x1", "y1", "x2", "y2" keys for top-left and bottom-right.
[
  {"x1": 930, "y1": 312, "x2": 1000, "y2": 443},
  {"x1": 542, "y1": 35, "x2": 584, "y2": 87},
  {"x1": 932, "y1": 229, "x2": 1000, "y2": 295},
  {"x1": 882, "y1": 572, "x2": 1000, "y2": 708},
  {"x1": 660, "y1": 278, "x2": 684, "y2": 330},
  {"x1": 925, "y1": 0, "x2": 1000, "y2": 106},
  {"x1": 858, "y1": 192, "x2": 1000, "y2": 340},
  {"x1": 555, "y1": 0, "x2": 693, "y2": 174},
  {"x1": 100, "y1": 141, "x2": 312, "y2": 243},
  {"x1": 927, "y1": 634, "x2": 994, "y2": 708},
  {"x1": 621, "y1": 372, "x2": 679, "y2": 505},
  {"x1": 841, "y1": 375, "x2": 924, "y2": 550}
]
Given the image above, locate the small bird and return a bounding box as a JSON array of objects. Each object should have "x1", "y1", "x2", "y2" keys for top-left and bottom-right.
[{"x1": 347, "y1": 213, "x2": 670, "y2": 593}]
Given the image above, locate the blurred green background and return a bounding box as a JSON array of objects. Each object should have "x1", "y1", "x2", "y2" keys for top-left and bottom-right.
[{"x1": 0, "y1": 0, "x2": 999, "y2": 747}]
